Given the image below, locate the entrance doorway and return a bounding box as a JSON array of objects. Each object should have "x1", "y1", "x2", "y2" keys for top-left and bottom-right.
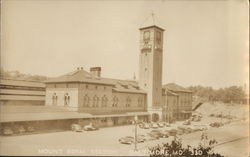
[{"x1": 152, "y1": 113, "x2": 160, "y2": 122}]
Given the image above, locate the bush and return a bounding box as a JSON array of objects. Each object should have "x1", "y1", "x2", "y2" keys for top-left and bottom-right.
[{"x1": 149, "y1": 134, "x2": 224, "y2": 157}]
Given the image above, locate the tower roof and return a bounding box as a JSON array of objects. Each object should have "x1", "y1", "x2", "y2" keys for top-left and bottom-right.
[
  {"x1": 140, "y1": 12, "x2": 165, "y2": 31},
  {"x1": 162, "y1": 83, "x2": 192, "y2": 93}
]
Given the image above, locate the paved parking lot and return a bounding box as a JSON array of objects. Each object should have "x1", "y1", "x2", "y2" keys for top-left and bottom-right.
[{"x1": 0, "y1": 119, "x2": 248, "y2": 156}]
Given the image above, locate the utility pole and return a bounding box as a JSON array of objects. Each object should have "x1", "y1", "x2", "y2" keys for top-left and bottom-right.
[
  {"x1": 134, "y1": 115, "x2": 138, "y2": 152},
  {"x1": 220, "y1": 111, "x2": 223, "y2": 124}
]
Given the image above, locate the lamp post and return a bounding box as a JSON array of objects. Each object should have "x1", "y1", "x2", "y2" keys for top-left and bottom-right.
[{"x1": 134, "y1": 115, "x2": 138, "y2": 152}]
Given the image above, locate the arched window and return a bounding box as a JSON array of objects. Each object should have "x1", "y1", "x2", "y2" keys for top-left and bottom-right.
[
  {"x1": 83, "y1": 94, "x2": 90, "y2": 107},
  {"x1": 112, "y1": 96, "x2": 118, "y2": 107},
  {"x1": 52, "y1": 93, "x2": 57, "y2": 105},
  {"x1": 101, "y1": 95, "x2": 108, "y2": 107},
  {"x1": 96, "y1": 97, "x2": 99, "y2": 107},
  {"x1": 126, "y1": 97, "x2": 131, "y2": 107},
  {"x1": 92, "y1": 95, "x2": 97, "y2": 107},
  {"x1": 138, "y1": 97, "x2": 143, "y2": 107},
  {"x1": 64, "y1": 93, "x2": 70, "y2": 106}
]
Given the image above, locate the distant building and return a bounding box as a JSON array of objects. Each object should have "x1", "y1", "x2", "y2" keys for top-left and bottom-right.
[
  {"x1": 0, "y1": 79, "x2": 45, "y2": 106},
  {"x1": 162, "y1": 83, "x2": 193, "y2": 121}
]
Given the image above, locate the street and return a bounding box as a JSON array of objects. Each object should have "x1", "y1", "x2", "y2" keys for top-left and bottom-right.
[{"x1": 0, "y1": 119, "x2": 248, "y2": 156}]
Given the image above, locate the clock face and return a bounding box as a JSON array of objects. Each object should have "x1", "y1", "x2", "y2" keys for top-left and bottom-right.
[{"x1": 143, "y1": 31, "x2": 150, "y2": 40}]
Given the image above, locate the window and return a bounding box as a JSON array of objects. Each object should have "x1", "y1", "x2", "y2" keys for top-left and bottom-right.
[
  {"x1": 92, "y1": 95, "x2": 99, "y2": 107},
  {"x1": 112, "y1": 96, "x2": 118, "y2": 107},
  {"x1": 138, "y1": 97, "x2": 143, "y2": 107},
  {"x1": 86, "y1": 85, "x2": 88, "y2": 89},
  {"x1": 52, "y1": 93, "x2": 57, "y2": 105},
  {"x1": 95, "y1": 86, "x2": 98, "y2": 90},
  {"x1": 101, "y1": 95, "x2": 108, "y2": 107},
  {"x1": 64, "y1": 93, "x2": 70, "y2": 106},
  {"x1": 83, "y1": 94, "x2": 90, "y2": 107},
  {"x1": 126, "y1": 97, "x2": 131, "y2": 107}
]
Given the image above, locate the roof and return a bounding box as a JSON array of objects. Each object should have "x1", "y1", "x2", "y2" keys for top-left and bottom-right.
[
  {"x1": 166, "y1": 90, "x2": 178, "y2": 96},
  {"x1": 110, "y1": 79, "x2": 146, "y2": 94},
  {"x1": 139, "y1": 13, "x2": 165, "y2": 31},
  {"x1": 139, "y1": 25, "x2": 165, "y2": 31},
  {"x1": 0, "y1": 95, "x2": 45, "y2": 101},
  {"x1": 0, "y1": 89, "x2": 45, "y2": 96},
  {"x1": 45, "y1": 68, "x2": 146, "y2": 94},
  {"x1": 0, "y1": 79, "x2": 45, "y2": 88},
  {"x1": 45, "y1": 69, "x2": 115, "y2": 85},
  {"x1": 0, "y1": 105, "x2": 73, "y2": 113},
  {"x1": 163, "y1": 83, "x2": 192, "y2": 93}
]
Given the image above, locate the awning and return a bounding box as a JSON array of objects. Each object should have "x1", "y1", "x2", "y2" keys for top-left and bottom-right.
[{"x1": 0, "y1": 111, "x2": 150, "y2": 123}]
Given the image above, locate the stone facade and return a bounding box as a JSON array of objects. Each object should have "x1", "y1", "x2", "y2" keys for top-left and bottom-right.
[{"x1": 139, "y1": 26, "x2": 164, "y2": 121}]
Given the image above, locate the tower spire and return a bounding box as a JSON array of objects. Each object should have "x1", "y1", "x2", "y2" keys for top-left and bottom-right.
[{"x1": 151, "y1": 11, "x2": 155, "y2": 25}]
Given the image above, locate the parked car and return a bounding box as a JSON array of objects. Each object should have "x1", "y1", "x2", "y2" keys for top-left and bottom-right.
[
  {"x1": 194, "y1": 117, "x2": 201, "y2": 122},
  {"x1": 119, "y1": 135, "x2": 145, "y2": 144},
  {"x1": 138, "y1": 122, "x2": 145, "y2": 128},
  {"x1": 12, "y1": 125, "x2": 26, "y2": 134},
  {"x1": 193, "y1": 125, "x2": 209, "y2": 131},
  {"x1": 177, "y1": 130, "x2": 184, "y2": 135},
  {"x1": 151, "y1": 123, "x2": 159, "y2": 129},
  {"x1": 210, "y1": 122, "x2": 223, "y2": 128},
  {"x1": 149, "y1": 129, "x2": 166, "y2": 138},
  {"x1": 83, "y1": 123, "x2": 99, "y2": 131},
  {"x1": 18, "y1": 125, "x2": 26, "y2": 134},
  {"x1": 71, "y1": 124, "x2": 83, "y2": 132},
  {"x1": 119, "y1": 136, "x2": 134, "y2": 144},
  {"x1": 165, "y1": 123, "x2": 171, "y2": 127},
  {"x1": 3, "y1": 126, "x2": 13, "y2": 136},
  {"x1": 157, "y1": 122, "x2": 164, "y2": 128},
  {"x1": 137, "y1": 135, "x2": 146, "y2": 143},
  {"x1": 183, "y1": 120, "x2": 191, "y2": 125},
  {"x1": 168, "y1": 129, "x2": 177, "y2": 136},
  {"x1": 26, "y1": 126, "x2": 35, "y2": 132},
  {"x1": 143, "y1": 123, "x2": 150, "y2": 129}
]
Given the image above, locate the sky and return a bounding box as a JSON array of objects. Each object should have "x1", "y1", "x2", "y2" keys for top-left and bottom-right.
[{"x1": 1, "y1": 0, "x2": 249, "y2": 89}]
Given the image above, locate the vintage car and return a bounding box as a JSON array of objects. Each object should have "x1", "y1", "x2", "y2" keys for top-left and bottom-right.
[
  {"x1": 148, "y1": 129, "x2": 167, "y2": 138},
  {"x1": 210, "y1": 122, "x2": 223, "y2": 128},
  {"x1": 3, "y1": 126, "x2": 13, "y2": 136},
  {"x1": 12, "y1": 125, "x2": 26, "y2": 134},
  {"x1": 151, "y1": 123, "x2": 159, "y2": 129},
  {"x1": 119, "y1": 135, "x2": 145, "y2": 144},
  {"x1": 83, "y1": 123, "x2": 99, "y2": 131},
  {"x1": 168, "y1": 129, "x2": 178, "y2": 136},
  {"x1": 183, "y1": 120, "x2": 191, "y2": 125},
  {"x1": 119, "y1": 136, "x2": 134, "y2": 144},
  {"x1": 157, "y1": 122, "x2": 164, "y2": 128},
  {"x1": 71, "y1": 124, "x2": 83, "y2": 132},
  {"x1": 143, "y1": 123, "x2": 150, "y2": 129},
  {"x1": 26, "y1": 126, "x2": 35, "y2": 132}
]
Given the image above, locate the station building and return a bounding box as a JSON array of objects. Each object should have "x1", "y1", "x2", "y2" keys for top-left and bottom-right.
[{"x1": 0, "y1": 23, "x2": 193, "y2": 134}]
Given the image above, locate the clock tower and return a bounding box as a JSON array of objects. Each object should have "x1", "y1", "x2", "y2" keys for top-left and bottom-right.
[{"x1": 139, "y1": 25, "x2": 164, "y2": 121}]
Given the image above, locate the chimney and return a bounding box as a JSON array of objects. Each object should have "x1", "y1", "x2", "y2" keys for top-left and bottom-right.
[{"x1": 90, "y1": 67, "x2": 101, "y2": 77}]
